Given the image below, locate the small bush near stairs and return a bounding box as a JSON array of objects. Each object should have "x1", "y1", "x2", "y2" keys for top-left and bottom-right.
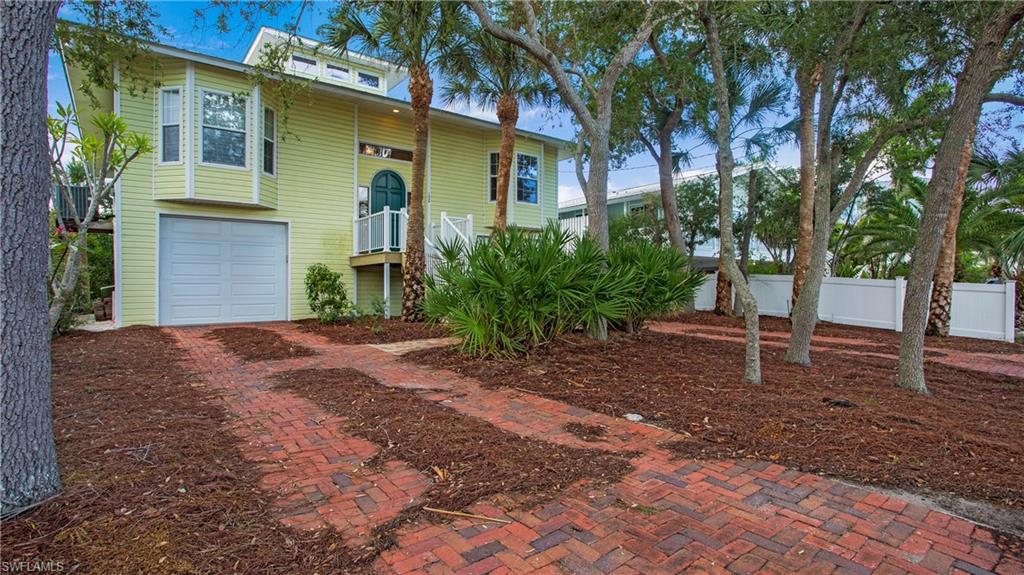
[{"x1": 305, "y1": 263, "x2": 355, "y2": 324}]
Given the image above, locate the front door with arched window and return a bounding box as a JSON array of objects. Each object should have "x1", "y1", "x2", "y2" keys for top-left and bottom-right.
[
  {"x1": 371, "y1": 170, "x2": 406, "y2": 213},
  {"x1": 370, "y1": 170, "x2": 406, "y2": 251}
]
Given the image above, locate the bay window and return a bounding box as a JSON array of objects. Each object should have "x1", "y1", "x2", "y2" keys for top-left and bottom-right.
[{"x1": 201, "y1": 90, "x2": 247, "y2": 168}]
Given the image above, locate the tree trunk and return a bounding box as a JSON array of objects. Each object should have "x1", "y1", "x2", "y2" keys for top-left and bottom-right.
[
  {"x1": 714, "y1": 259, "x2": 732, "y2": 315},
  {"x1": 493, "y1": 93, "x2": 518, "y2": 231},
  {"x1": 656, "y1": 107, "x2": 685, "y2": 255},
  {"x1": 786, "y1": 59, "x2": 842, "y2": 365},
  {"x1": 898, "y1": 3, "x2": 1024, "y2": 393},
  {"x1": 701, "y1": 2, "x2": 761, "y2": 384},
  {"x1": 926, "y1": 126, "x2": 975, "y2": 337},
  {"x1": 1, "y1": 0, "x2": 62, "y2": 518},
  {"x1": 791, "y1": 69, "x2": 818, "y2": 306},
  {"x1": 735, "y1": 168, "x2": 759, "y2": 315},
  {"x1": 49, "y1": 230, "x2": 90, "y2": 331},
  {"x1": 584, "y1": 132, "x2": 611, "y2": 340},
  {"x1": 402, "y1": 63, "x2": 431, "y2": 322}
]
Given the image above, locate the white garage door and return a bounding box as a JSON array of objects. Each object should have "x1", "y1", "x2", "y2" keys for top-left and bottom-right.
[{"x1": 158, "y1": 216, "x2": 288, "y2": 325}]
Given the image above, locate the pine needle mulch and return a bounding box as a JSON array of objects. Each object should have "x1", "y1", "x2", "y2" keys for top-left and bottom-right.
[{"x1": 2, "y1": 327, "x2": 367, "y2": 574}]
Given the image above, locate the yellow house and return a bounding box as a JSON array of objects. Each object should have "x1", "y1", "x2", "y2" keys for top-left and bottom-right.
[{"x1": 63, "y1": 27, "x2": 570, "y2": 326}]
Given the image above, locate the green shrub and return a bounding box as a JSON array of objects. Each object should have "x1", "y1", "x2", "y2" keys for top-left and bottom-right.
[
  {"x1": 607, "y1": 238, "x2": 706, "y2": 333},
  {"x1": 424, "y1": 224, "x2": 635, "y2": 358},
  {"x1": 304, "y1": 263, "x2": 354, "y2": 324}
]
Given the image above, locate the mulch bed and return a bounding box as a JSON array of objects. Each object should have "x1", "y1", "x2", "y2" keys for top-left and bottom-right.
[
  {"x1": 3, "y1": 327, "x2": 367, "y2": 574},
  {"x1": 296, "y1": 318, "x2": 448, "y2": 345},
  {"x1": 665, "y1": 311, "x2": 1023, "y2": 355},
  {"x1": 273, "y1": 368, "x2": 632, "y2": 518},
  {"x1": 206, "y1": 326, "x2": 317, "y2": 362},
  {"x1": 408, "y1": 330, "x2": 1024, "y2": 510}
]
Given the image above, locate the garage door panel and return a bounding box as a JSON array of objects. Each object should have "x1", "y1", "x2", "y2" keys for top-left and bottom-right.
[
  {"x1": 159, "y1": 216, "x2": 287, "y2": 325},
  {"x1": 171, "y1": 240, "x2": 224, "y2": 258},
  {"x1": 167, "y1": 218, "x2": 225, "y2": 236},
  {"x1": 229, "y1": 303, "x2": 279, "y2": 318},
  {"x1": 230, "y1": 243, "x2": 280, "y2": 259},
  {"x1": 230, "y1": 282, "x2": 278, "y2": 296},
  {"x1": 168, "y1": 304, "x2": 224, "y2": 321},
  {"x1": 170, "y1": 283, "x2": 223, "y2": 297}
]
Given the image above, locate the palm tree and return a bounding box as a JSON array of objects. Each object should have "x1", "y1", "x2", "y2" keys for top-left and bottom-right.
[
  {"x1": 322, "y1": 1, "x2": 467, "y2": 322},
  {"x1": 440, "y1": 30, "x2": 554, "y2": 230},
  {"x1": 688, "y1": 65, "x2": 787, "y2": 314},
  {"x1": 846, "y1": 171, "x2": 1020, "y2": 281}
]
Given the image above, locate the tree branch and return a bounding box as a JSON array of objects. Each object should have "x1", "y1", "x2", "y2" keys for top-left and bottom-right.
[{"x1": 984, "y1": 92, "x2": 1024, "y2": 107}]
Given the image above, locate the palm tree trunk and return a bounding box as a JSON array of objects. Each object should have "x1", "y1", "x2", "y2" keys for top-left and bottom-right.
[
  {"x1": 402, "y1": 63, "x2": 431, "y2": 322},
  {"x1": 494, "y1": 93, "x2": 518, "y2": 231},
  {"x1": 898, "y1": 2, "x2": 1024, "y2": 393},
  {"x1": 791, "y1": 68, "x2": 818, "y2": 307},
  {"x1": 1, "y1": 0, "x2": 62, "y2": 518},
  {"x1": 926, "y1": 126, "x2": 975, "y2": 337}
]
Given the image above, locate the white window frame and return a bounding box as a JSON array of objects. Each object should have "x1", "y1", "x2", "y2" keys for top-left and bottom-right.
[
  {"x1": 290, "y1": 54, "x2": 319, "y2": 75},
  {"x1": 357, "y1": 71, "x2": 381, "y2": 89},
  {"x1": 487, "y1": 150, "x2": 500, "y2": 203},
  {"x1": 325, "y1": 62, "x2": 351, "y2": 83},
  {"x1": 514, "y1": 152, "x2": 540, "y2": 205},
  {"x1": 158, "y1": 86, "x2": 182, "y2": 165},
  {"x1": 262, "y1": 106, "x2": 277, "y2": 177},
  {"x1": 198, "y1": 88, "x2": 249, "y2": 170}
]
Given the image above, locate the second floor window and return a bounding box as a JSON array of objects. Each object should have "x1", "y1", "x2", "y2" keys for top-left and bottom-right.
[
  {"x1": 201, "y1": 91, "x2": 247, "y2": 168},
  {"x1": 488, "y1": 152, "x2": 499, "y2": 201},
  {"x1": 357, "y1": 71, "x2": 380, "y2": 89},
  {"x1": 290, "y1": 54, "x2": 317, "y2": 74},
  {"x1": 262, "y1": 107, "x2": 276, "y2": 176},
  {"x1": 516, "y1": 153, "x2": 538, "y2": 204},
  {"x1": 326, "y1": 63, "x2": 350, "y2": 82},
  {"x1": 160, "y1": 88, "x2": 180, "y2": 163}
]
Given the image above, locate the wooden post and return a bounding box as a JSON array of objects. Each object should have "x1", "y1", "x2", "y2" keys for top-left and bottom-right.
[
  {"x1": 894, "y1": 276, "x2": 905, "y2": 333},
  {"x1": 383, "y1": 205, "x2": 391, "y2": 252},
  {"x1": 1005, "y1": 280, "x2": 1016, "y2": 343},
  {"x1": 383, "y1": 261, "x2": 391, "y2": 319}
]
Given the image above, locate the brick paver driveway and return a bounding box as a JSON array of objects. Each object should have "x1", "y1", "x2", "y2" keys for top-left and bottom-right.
[{"x1": 171, "y1": 323, "x2": 1022, "y2": 575}]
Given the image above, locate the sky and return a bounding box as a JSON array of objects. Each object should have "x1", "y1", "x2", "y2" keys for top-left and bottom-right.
[{"x1": 48, "y1": 1, "x2": 808, "y2": 206}]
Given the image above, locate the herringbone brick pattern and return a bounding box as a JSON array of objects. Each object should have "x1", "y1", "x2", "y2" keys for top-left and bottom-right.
[{"x1": 169, "y1": 323, "x2": 1023, "y2": 574}]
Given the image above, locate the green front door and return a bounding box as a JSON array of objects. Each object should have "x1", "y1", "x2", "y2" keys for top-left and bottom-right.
[
  {"x1": 371, "y1": 171, "x2": 406, "y2": 213},
  {"x1": 371, "y1": 171, "x2": 406, "y2": 251}
]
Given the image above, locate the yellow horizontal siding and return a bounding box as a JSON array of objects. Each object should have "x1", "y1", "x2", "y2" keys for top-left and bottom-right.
[{"x1": 74, "y1": 53, "x2": 559, "y2": 326}]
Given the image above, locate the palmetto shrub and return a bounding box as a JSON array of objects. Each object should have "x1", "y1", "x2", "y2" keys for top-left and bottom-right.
[
  {"x1": 424, "y1": 224, "x2": 704, "y2": 357},
  {"x1": 608, "y1": 238, "x2": 706, "y2": 333}
]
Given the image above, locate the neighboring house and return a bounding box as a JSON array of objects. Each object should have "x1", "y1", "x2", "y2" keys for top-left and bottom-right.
[
  {"x1": 62, "y1": 27, "x2": 570, "y2": 326},
  {"x1": 558, "y1": 165, "x2": 771, "y2": 270}
]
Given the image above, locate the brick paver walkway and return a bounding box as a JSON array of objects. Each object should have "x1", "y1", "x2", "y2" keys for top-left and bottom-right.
[
  {"x1": 648, "y1": 322, "x2": 1024, "y2": 379},
  {"x1": 170, "y1": 323, "x2": 1023, "y2": 574}
]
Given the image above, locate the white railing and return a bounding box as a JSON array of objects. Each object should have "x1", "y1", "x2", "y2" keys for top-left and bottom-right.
[
  {"x1": 354, "y1": 207, "x2": 474, "y2": 257},
  {"x1": 560, "y1": 214, "x2": 587, "y2": 238},
  {"x1": 694, "y1": 273, "x2": 1017, "y2": 342},
  {"x1": 439, "y1": 212, "x2": 473, "y2": 247}
]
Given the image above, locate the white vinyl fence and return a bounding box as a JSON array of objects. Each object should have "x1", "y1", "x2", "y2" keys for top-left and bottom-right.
[{"x1": 695, "y1": 274, "x2": 1016, "y2": 342}]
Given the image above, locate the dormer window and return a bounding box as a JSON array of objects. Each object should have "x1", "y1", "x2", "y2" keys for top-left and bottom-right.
[
  {"x1": 290, "y1": 54, "x2": 317, "y2": 74},
  {"x1": 326, "y1": 63, "x2": 350, "y2": 82},
  {"x1": 357, "y1": 71, "x2": 380, "y2": 89}
]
